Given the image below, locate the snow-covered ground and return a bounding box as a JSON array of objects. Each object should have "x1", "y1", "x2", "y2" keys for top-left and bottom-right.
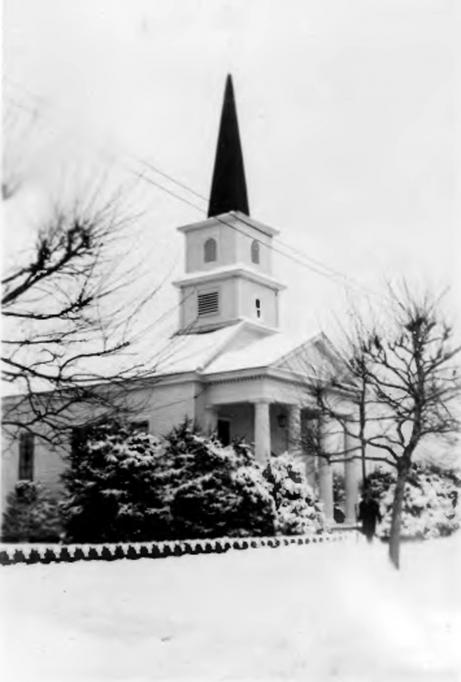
[{"x1": 1, "y1": 533, "x2": 460, "y2": 682}]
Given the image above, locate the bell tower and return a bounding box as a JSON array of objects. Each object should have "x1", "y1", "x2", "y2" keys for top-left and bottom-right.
[{"x1": 173, "y1": 75, "x2": 285, "y2": 334}]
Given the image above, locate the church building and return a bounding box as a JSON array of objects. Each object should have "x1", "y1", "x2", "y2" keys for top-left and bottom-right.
[{"x1": 1, "y1": 76, "x2": 361, "y2": 524}]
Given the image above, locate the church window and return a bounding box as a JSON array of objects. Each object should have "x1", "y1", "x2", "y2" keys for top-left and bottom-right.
[
  {"x1": 70, "y1": 422, "x2": 107, "y2": 458},
  {"x1": 198, "y1": 291, "x2": 219, "y2": 316},
  {"x1": 204, "y1": 238, "x2": 217, "y2": 262},
  {"x1": 130, "y1": 420, "x2": 149, "y2": 433},
  {"x1": 71, "y1": 425, "x2": 90, "y2": 458},
  {"x1": 251, "y1": 239, "x2": 260, "y2": 264},
  {"x1": 18, "y1": 432, "x2": 34, "y2": 481},
  {"x1": 255, "y1": 298, "x2": 261, "y2": 319}
]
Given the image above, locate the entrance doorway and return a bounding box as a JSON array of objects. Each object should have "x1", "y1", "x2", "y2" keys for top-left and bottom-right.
[{"x1": 217, "y1": 419, "x2": 231, "y2": 446}]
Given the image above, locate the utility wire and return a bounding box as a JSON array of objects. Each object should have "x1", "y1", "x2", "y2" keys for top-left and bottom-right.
[
  {"x1": 4, "y1": 81, "x2": 374, "y2": 299},
  {"x1": 133, "y1": 154, "x2": 378, "y2": 297},
  {"x1": 4, "y1": 78, "x2": 381, "y2": 300},
  {"x1": 133, "y1": 168, "x2": 379, "y2": 297}
]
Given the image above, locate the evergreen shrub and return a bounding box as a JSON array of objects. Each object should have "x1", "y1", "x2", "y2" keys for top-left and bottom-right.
[
  {"x1": 165, "y1": 423, "x2": 275, "y2": 538},
  {"x1": 365, "y1": 464, "x2": 460, "y2": 540},
  {"x1": 61, "y1": 422, "x2": 168, "y2": 542},
  {"x1": 60, "y1": 420, "x2": 330, "y2": 543},
  {"x1": 1, "y1": 481, "x2": 62, "y2": 542},
  {"x1": 263, "y1": 453, "x2": 325, "y2": 535}
]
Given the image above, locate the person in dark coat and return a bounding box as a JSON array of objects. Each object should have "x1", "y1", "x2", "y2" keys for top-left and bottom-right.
[{"x1": 357, "y1": 489, "x2": 382, "y2": 542}]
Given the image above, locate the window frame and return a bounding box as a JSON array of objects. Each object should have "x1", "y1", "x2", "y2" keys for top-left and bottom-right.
[
  {"x1": 204, "y1": 237, "x2": 217, "y2": 263},
  {"x1": 129, "y1": 420, "x2": 150, "y2": 434},
  {"x1": 18, "y1": 431, "x2": 34, "y2": 481},
  {"x1": 251, "y1": 239, "x2": 260, "y2": 264}
]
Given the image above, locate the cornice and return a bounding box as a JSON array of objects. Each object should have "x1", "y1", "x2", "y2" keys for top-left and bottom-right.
[
  {"x1": 176, "y1": 211, "x2": 280, "y2": 238},
  {"x1": 172, "y1": 264, "x2": 285, "y2": 291}
]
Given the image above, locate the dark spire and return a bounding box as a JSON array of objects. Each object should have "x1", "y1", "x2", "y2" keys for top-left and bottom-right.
[{"x1": 208, "y1": 74, "x2": 249, "y2": 217}]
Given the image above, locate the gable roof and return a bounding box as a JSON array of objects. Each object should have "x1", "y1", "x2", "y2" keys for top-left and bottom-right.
[
  {"x1": 149, "y1": 320, "x2": 343, "y2": 384},
  {"x1": 202, "y1": 330, "x2": 332, "y2": 378},
  {"x1": 149, "y1": 323, "x2": 243, "y2": 376}
]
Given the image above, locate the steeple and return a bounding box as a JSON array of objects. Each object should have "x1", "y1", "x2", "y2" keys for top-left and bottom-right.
[
  {"x1": 208, "y1": 75, "x2": 249, "y2": 217},
  {"x1": 173, "y1": 77, "x2": 284, "y2": 335}
]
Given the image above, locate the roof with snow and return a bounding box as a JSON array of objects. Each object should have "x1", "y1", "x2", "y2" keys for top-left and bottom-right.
[
  {"x1": 150, "y1": 321, "x2": 342, "y2": 381},
  {"x1": 150, "y1": 324, "x2": 242, "y2": 376}
]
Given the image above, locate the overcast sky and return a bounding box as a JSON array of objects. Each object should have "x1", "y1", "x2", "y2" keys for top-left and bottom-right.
[{"x1": 3, "y1": 0, "x2": 459, "y2": 342}]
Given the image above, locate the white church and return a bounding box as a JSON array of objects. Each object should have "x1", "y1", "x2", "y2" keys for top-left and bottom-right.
[{"x1": 1, "y1": 76, "x2": 361, "y2": 524}]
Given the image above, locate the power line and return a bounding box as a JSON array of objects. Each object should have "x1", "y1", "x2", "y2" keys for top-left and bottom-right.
[
  {"x1": 235, "y1": 212, "x2": 377, "y2": 296},
  {"x1": 130, "y1": 168, "x2": 344, "y2": 287},
  {"x1": 133, "y1": 155, "x2": 378, "y2": 297},
  {"x1": 127, "y1": 286, "x2": 198, "y2": 349},
  {"x1": 133, "y1": 156, "x2": 207, "y2": 203},
  {"x1": 3, "y1": 80, "x2": 370, "y2": 296},
  {"x1": 133, "y1": 167, "x2": 380, "y2": 298},
  {"x1": 4, "y1": 78, "x2": 381, "y2": 301}
]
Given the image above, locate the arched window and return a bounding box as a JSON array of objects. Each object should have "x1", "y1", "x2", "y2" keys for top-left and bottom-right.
[
  {"x1": 251, "y1": 239, "x2": 260, "y2": 264},
  {"x1": 204, "y1": 238, "x2": 217, "y2": 262},
  {"x1": 255, "y1": 298, "x2": 261, "y2": 319}
]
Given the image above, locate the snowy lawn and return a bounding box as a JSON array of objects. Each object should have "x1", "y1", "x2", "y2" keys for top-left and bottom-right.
[{"x1": 1, "y1": 533, "x2": 460, "y2": 682}]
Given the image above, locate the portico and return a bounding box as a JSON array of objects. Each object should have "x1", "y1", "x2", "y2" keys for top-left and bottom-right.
[{"x1": 198, "y1": 369, "x2": 361, "y2": 523}]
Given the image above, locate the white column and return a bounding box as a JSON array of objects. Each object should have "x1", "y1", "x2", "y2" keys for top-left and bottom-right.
[
  {"x1": 344, "y1": 426, "x2": 360, "y2": 524},
  {"x1": 287, "y1": 404, "x2": 301, "y2": 454},
  {"x1": 317, "y1": 418, "x2": 334, "y2": 522},
  {"x1": 254, "y1": 399, "x2": 271, "y2": 463},
  {"x1": 318, "y1": 459, "x2": 334, "y2": 522},
  {"x1": 204, "y1": 404, "x2": 218, "y2": 435}
]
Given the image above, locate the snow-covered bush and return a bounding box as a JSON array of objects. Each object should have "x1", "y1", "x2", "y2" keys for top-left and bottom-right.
[
  {"x1": 61, "y1": 420, "x2": 334, "y2": 543},
  {"x1": 165, "y1": 423, "x2": 276, "y2": 538},
  {"x1": 61, "y1": 422, "x2": 167, "y2": 543},
  {"x1": 375, "y1": 464, "x2": 460, "y2": 540},
  {"x1": 1, "y1": 481, "x2": 62, "y2": 542},
  {"x1": 361, "y1": 468, "x2": 395, "y2": 498},
  {"x1": 264, "y1": 453, "x2": 325, "y2": 535},
  {"x1": 62, "y1": 421, "x2": 276, "y2": 542}
]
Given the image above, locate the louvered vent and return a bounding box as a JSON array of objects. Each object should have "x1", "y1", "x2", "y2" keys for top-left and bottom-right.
[{"x1": 198, "y1": 291, "x2": 219, "y2": 316}]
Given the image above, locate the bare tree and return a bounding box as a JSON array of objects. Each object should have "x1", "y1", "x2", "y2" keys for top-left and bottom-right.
[
  {"x1": 362, "y1": 287, "x2": 460, "y2": 567},
  {"x1": 2, "y1": 177, "x2": 162, "y2": 444},
  {"x1": 305, "y1": 286, "x2": 461, "y2": 568},
  {"x1": 304, "y1": 325, "x2": 383, "y2": 482}
]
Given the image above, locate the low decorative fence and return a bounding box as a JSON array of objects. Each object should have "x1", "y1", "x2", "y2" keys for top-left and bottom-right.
[{"x1": 0, "y1": 529, "x2": 358, "y2": 566}]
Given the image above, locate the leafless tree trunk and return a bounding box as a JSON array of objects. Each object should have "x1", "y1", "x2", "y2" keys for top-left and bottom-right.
[
  {"x1": 388, "y1": 458, "x2": 411, "y2": 569},
  {"x1": 303, "y1": 284, "x2": 460, "y2": 569}
]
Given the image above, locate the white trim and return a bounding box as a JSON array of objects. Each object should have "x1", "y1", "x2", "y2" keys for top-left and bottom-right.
[
  {"x1": 178, "y1": 316, "x2": 280, "y2": 336},
  {"x1": 177, "y1": 211, "x2": 280, "y2": 238},
  {"x1": 173, "y1": 264, "x2": 285, "y2": 291}
]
